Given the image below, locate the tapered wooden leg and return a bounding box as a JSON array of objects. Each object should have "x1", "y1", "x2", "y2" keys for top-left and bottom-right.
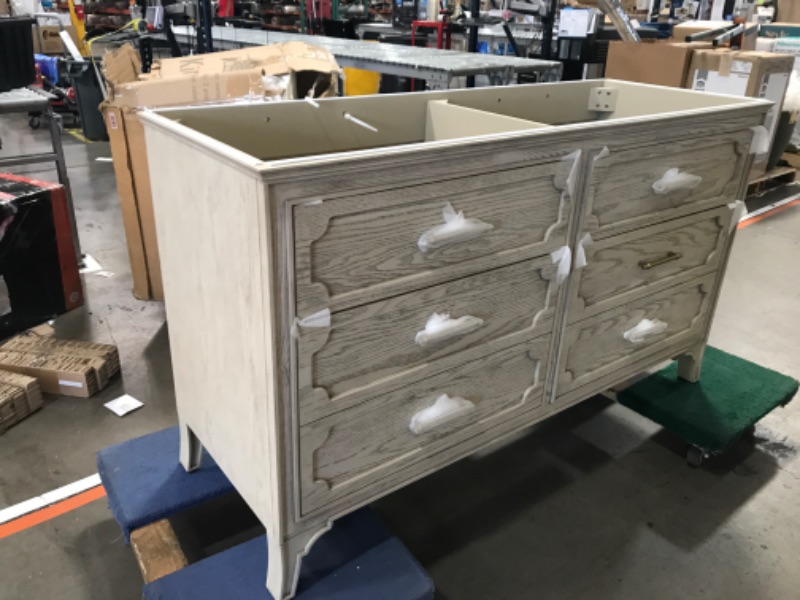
[
  {"x1": 179, "y1": 421, "x2": 203, "y2": 472},
  {"x1": 266, "y1": 523, "x2": 332, "y2": 600},
  {"x1": 677, "y1": 342, "x2": 706, "y2": 383}
]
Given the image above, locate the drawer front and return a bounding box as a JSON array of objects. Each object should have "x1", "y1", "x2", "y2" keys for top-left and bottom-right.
[
  {"x1": 297, "y1": 257, "x2": 557, "y2": 424},
  {"x1": 299, "y1": 338, "x2": 549, "y2": 515},
  {"x1": 294, "y1": 160, "x2": 572, "y2": 315},
  {"x1": 570, "y1": 206, "x2": 733, "y2": 320},
  {"x1": 558, "y1": 274, "x2": 716, "y2": 394},
  {"x1": 584, "y1": 129, "x2": 752, "y2": 235}
]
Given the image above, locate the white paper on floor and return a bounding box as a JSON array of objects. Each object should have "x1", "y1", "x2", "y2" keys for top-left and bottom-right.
[
  {"x1": 104, "y1": 394, "x2": 144, "y2": 417},
  {"x1": 80, "y1": 254, "x2": 103, "y2": 274},
  {"x1": 95, "y1": 157, "x2": 113, "y2": 162},
  {"x1": 95, "y1": 270, "x2": 114, "y2": 278}
]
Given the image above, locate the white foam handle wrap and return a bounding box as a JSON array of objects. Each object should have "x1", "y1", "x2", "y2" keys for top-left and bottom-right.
[
  {"x1": 418, "y1": 202, "x2": 494, "y2": 253},
  {"x1": 415, "y1": 313, "x2": 484, "y2": 347},
  {"x1": 652, "y1": 168, "x2": 702, "y2": 195},
  {"x1": 623, "y1": 318, "x2": 668, "y2": 344},
  {"x1": 409, "y1": 394, "x2": 476, "y2": 435}
]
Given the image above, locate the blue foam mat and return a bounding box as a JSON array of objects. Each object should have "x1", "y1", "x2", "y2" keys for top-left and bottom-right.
[
  {"x1": 96, "y1": 426, "x2": 233, "y2": 540},
  {"x1": 143, "y1": 509, "x2": 434, "y2": 600}
]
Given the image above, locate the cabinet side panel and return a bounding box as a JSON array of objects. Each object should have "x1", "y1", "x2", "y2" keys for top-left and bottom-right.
[{"x1": 142, "y1": 126, "x2": 281, "y2": 532}]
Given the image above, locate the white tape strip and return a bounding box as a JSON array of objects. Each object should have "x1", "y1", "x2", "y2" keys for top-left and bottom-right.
[
  {"x1": 623, "y1": 318, "x2": 667, "y2": 343},
  {"x1": 750, "y1": 126, "x2": 770, "y2": 155},
  {"x1": 0, "y1": 473, "x2": 102, "y2": 525},
  {"x1": 574, "y1": 233, "x2": 593, "y2": 270},
  {"x1": 291, "y1": 308, "x2": 331, "y2": 338},
  {"x1": 562, "y1": 149, "x2": 582, "y2": 198},
  {"x1": 728, "y1": 200, "x2": 746, "y2": 232},
  {"x1": 594, "y1": 146, "x2": 610, "y2": 162},
  {"x1": 551, "y1": 245, "x2": 572, "y2": 285}
]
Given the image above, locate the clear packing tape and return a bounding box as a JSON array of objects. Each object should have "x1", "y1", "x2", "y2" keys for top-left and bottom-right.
[
  {"x1": 728, "y1": 200, "x2": 746, "y2": 232},
  {"x1": 550, "y1": 245, "x2": 572, "y2": 285},
  {"x1": 409, "y1": 394, "x2": 476, "y2": 435},
  {"x1": 574, "y1": 233, "x2": 593, "y2": 270},
  {"x1": 418, "y1": 202, "x2": 494, "y2": 253},
  {"x1": 291, "y1": 308, "x2": 331, "y2": 338},
  {"x1": 415, "y1": 313, "x2": 484, "y2": 347},
  {"x1": 623, "y1": 318, "x2": 667, "y2": 344},
  {"x1": 652, "y1": 168, "x2": 702, "y2": 195}
]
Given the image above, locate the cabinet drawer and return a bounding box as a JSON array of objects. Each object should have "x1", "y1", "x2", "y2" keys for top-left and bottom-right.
[
  {"x1": 584, "y1": 129, "x2": 752, "y2": 235},
  {"x1": 299, "y1": 338, "x2": 549, "y2": 515},
  {"x1": 570, "y1": 206, "x2": 733, "y2": 320},
  {"x1": 294, "y1": 160, "x2": 572, "y2": 315},
  {"x1": 297, "y1": 257, "x2": 557, "y2": 424},
  {"x1": 558, "y1": 274, "x2": 716, "y2": 394}
]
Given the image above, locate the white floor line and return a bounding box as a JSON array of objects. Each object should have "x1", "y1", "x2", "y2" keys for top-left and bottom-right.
[
  {"x1": 742, "y1": 192, "x2": 800, "y2": 222},
  {"x1": 0, "y1": 473, "x2": 102, "y2": 525}
]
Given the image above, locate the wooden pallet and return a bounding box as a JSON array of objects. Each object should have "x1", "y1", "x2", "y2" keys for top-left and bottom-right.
[{"x1": 747, "y1": 165, "x2": 797, "y2": 196}]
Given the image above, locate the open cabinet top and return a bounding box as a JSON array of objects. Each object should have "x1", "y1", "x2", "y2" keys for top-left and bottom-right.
[{"x1": 139, "y1": 79, "x2": 771, "y2": 170}]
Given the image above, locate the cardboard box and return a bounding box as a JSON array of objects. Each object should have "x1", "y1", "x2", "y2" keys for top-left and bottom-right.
[
  {"x1": 606, "y1": 41, "x2": 712, "y2": 88},
  {"x1": 672, "y1": 20, "x2": 758, "y2": 51},
  {"x1": 686, "y1": 50, "x2": 794, "y2": 176},
  {"x1": 33, "y1": 25, "x2": 80, "y2": 55},
  {"x1": 101, "y1": 43, "x2": 341, "y2": 300},
  {"x1": 773, "y1": 37, "x2": 800, "y2": 74},
  {"x1": 778, "y1": 0, "x2": 800, "y2": 23},
  {"x1": 0, "y1": 333, "x2": 120, "y2": 398},
  {"x1": 0, "y1": 370, "x2": 43, "y2": 433},
  {"x1": 760, "y1": 22, "x2": 800, "y2": 38}
]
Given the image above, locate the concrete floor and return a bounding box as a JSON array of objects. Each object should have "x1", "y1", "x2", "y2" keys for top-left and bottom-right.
[{"x1": 0, "y1": 114, "x2": 799, "y2": 600}]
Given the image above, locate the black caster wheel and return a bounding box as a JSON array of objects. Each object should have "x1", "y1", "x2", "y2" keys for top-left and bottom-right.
[
  {"x1": 28, "y1": 116, "x2": 41, "y2": 130},
  {"x1": 686, "y1": 445, "x2": 705, "y2": 468}
]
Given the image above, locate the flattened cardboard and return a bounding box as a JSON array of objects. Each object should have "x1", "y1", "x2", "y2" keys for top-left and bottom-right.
[{"x1": 101, "y1": 42, "x2": 341, "y2": 300}]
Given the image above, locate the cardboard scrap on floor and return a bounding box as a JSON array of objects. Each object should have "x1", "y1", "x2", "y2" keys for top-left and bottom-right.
[
  {"x1": 0, "y1": 371, "x2": 43, "y2": 434},
  {"x1": 0, "y1": 332, "x2": 120, "y2": 398}
]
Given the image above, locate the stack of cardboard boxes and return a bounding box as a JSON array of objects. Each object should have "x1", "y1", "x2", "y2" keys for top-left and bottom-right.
[
  {"x1": 0, "y1": 371, "x2": 42, "y2": 434},
  {"x1": 606, "y1": 20, "x2": 794, "y2": 177},
  {"x1": 102, "y1": 43, "x2": 341, "y2": 301}
]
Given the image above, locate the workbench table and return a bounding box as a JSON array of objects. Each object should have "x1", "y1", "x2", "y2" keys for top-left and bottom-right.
[{"x1": 166, "y1": 25, "x2": 562, "y2": 89}]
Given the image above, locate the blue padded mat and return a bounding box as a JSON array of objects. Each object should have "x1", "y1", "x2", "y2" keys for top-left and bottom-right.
[
  {"x1": 143, "y1": 508, "x2": 434, "y2": 600},
  {"x1": 96, "y1": 426, "x2": 233, "y2": 540}
]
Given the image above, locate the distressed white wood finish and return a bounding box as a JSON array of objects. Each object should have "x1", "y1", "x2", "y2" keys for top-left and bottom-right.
[
  {"x1": 139, "y1": 80, "x2": 770, "y2": 600},
  {"x1": 301, "y1": 338, "x2": 548, "y2": 514},
  {"x1": 293, "y1": 161, "x2": 570, "y2": 315},
  {"x1": 298, "y1": 257, "x2": 556, "y2": 424},
  {"x1": 569, "y1": 206, "x2": 732, "y2": 321}
]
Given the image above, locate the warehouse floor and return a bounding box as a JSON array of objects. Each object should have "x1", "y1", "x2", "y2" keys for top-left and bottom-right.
[{"x1": 0, "y1": 115, "x2": 799, "y2": 600}]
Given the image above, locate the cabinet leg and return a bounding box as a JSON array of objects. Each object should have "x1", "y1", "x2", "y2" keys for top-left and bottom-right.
[
  {"x1": 266, "y1": 523, "x2": 332, "y2": 600},
  {"x1": 179, "y1": 422, "x2": 203, "y2": 472},
  {"x1": 677, "y1": 343, "x2": 706, "y2": 383}
]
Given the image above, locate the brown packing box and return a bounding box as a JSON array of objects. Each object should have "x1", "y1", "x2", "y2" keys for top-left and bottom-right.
[
  {"x1": 0, "y1": 370, "x2": 44, "y2": 411},
  {"x1": 33, "y1": 25, "x2": 81, "y2": 55},
  {"x1": 686, "y1": 50, "x2": 794, "y2": 177},
  {"x1": 0, "y1": 333, "x2": 120, "y2": 398},
  {"x1": 606, "y1": 41, "x2": 712, "y2": 88},
  {"x1": 0, "y1": 371, "x2": 43, "y2": 433},
  {"x1": 778, "y1": 0, "x2": 800, "y2": 23},
  {"x1": 671, "y1": 20, "x2": 758, "y2": 51},
  {"x1": 102, "y1": 43, "x2": 341, "y2": 300}
]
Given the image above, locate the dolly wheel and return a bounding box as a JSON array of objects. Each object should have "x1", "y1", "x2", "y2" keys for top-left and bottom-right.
[
  {"x1": 28, "y1": 116, "x2": 41, "y2": 130},
  {"x1": 686, "y1": 445, "x2": 705, "y2": 468}
]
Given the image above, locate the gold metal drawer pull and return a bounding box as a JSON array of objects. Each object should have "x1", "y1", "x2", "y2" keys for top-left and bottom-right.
[{"x1": 639, "y1": 251, "x2": 682, "y2": 270}]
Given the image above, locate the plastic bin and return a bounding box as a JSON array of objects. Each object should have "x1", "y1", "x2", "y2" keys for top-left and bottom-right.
[
  {"x1": 0, "y1": 18, "x2": 36, "y2": 92},
  {"x1": 66, "y1": 59, "x2": 108, "y2": 141}
]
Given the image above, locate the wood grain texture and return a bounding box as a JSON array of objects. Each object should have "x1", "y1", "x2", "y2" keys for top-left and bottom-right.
[
  {"x1": 297, "y1": 257, "x2": 556, "y2": 423},
  {"x1": 558, "y1": 274, "x2": 716, "y2": 393},
  {"x1": 130, "y1": 520, "x2": 188, "y2": 584},
  {"x1": 300, "y1": 338, "x2": 549, "y2": 514},
  {"x1": 139, "y1": 81, "x2": 770, "y2": 600},
  {"x1": 569, "y1": 206, "x2": 731, "y2": 321},
  {"x1": 293, "y1": 162, "x2": 570, "y2": 315},
  {"x1": 583, "y1": 129, "x2": 752, "y2": 238}
]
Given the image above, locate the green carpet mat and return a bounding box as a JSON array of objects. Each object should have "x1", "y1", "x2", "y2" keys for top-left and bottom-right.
[{"x1": 618, "y1": 346, "x2": 799, "y2": 453}]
